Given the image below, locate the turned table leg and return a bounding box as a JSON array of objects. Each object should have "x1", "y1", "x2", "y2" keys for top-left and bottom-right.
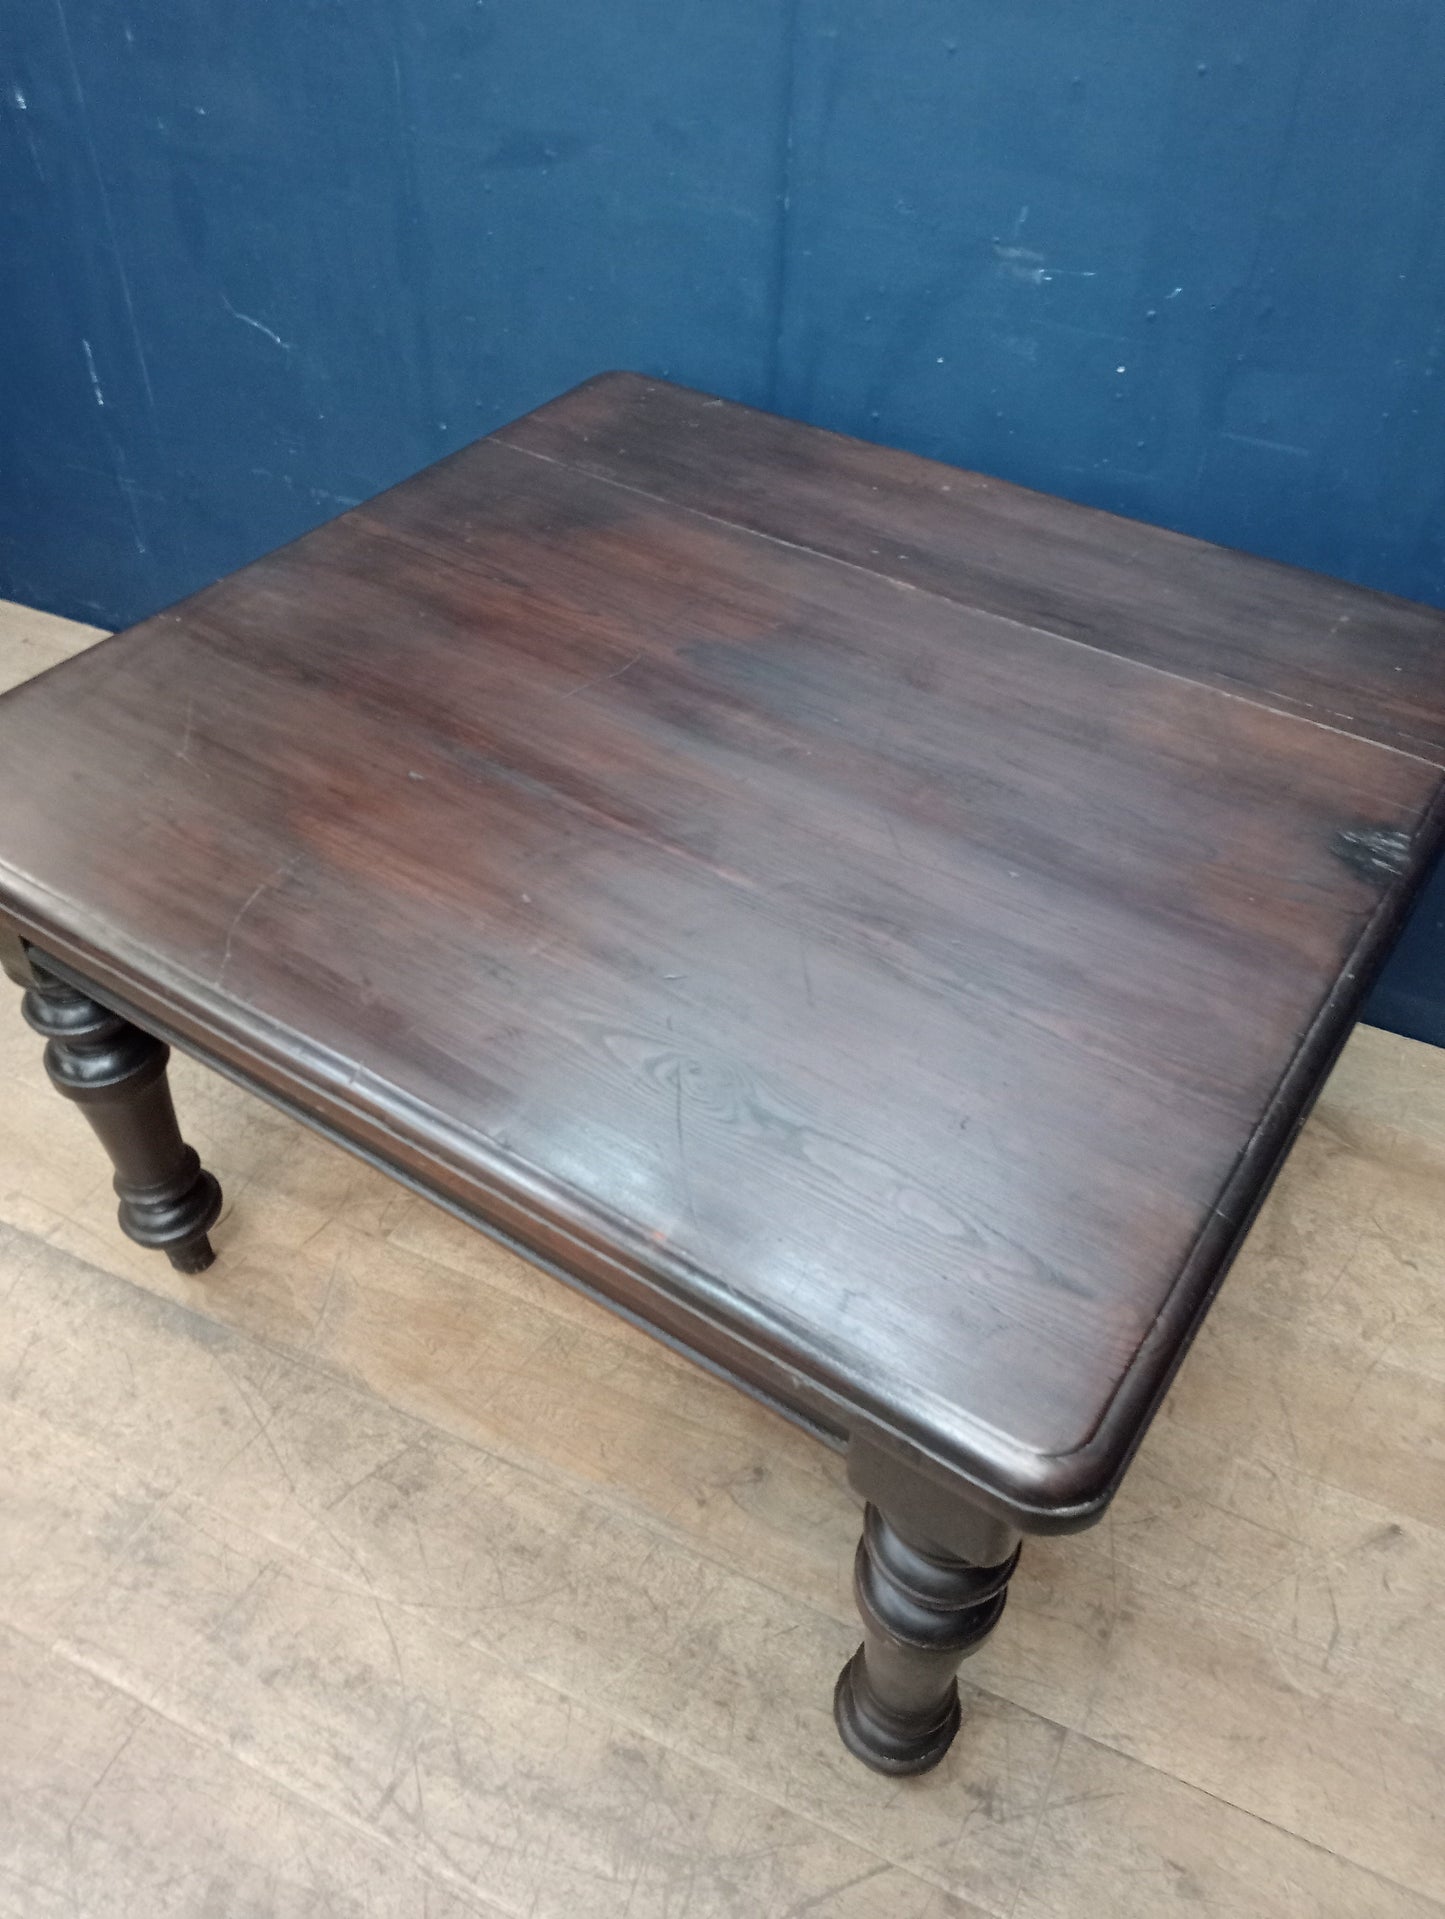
[
  {"x1": 17, "y1": 960, "x2": 223, "y2": 1273},
  {"x1": 834, "y1": 1502, "x2": 1020, "y2": 1775}
]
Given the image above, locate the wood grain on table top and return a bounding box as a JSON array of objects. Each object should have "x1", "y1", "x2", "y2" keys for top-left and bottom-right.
[{"x1": 1, "y1": 373, "x2": 1442, "y2": 1522}]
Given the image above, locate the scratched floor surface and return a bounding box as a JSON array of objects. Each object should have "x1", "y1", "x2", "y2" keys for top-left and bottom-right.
[{"x1": 1, "y1": 597, "x2": 1443, "y2": 1918}]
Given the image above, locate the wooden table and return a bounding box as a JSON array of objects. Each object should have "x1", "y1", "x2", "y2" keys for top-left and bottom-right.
[{"x1": 3, "y1": 374, "x2": 1444, "y2": 1778}]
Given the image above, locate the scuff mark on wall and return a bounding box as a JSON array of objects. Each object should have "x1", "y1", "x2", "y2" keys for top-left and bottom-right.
[{"x1": 993, "y1": 243, "x2": 1096, "y2": 287}]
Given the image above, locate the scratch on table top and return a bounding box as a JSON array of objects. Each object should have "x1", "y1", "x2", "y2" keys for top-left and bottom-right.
[
  {"x1": 558, "y1": 653, "x2": 642, "y2": 700},
  {"x1": 174, "y1": 690, "x2": 209, "y2": 776},
  {"x1": 216, "y1": 857, "x2": 300, "y2": 986},
  {"x1": 673, "y1": 1069, "x2": 698, "y2": 1230}
]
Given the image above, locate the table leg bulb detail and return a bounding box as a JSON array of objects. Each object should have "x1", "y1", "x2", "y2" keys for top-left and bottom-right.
[
  {"x1": 19, "y1": 964, "x2": 223, "y2": 1273},
  {"x1": 834, "y1": 1502, "x2": 1020, "y2": 1776}
]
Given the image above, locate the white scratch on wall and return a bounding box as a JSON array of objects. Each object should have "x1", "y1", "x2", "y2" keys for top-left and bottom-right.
[
  {"x1": 81, "y1": 337, "x2": 105, "y2": 406},
  {"x1": 221, "y1": 292, "x2": 294, "y2": 353}
]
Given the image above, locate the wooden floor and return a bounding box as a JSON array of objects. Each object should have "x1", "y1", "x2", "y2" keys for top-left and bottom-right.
[{"x1": 1, "y1": 598, "x2": 1443, "y2": 1919}]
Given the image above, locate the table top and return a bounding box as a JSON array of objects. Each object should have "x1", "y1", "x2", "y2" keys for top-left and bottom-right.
[{"x1": 3, "y1": 372, "x2": 1444, "y2": 1526}]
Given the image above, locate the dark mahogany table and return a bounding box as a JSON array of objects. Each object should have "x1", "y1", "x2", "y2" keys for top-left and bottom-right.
[{"x1": 4, "y1": 374, "x2": 1445, "y2": 1776}]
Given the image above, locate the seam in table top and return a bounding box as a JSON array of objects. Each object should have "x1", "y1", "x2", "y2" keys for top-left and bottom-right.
[{"x1": 491, "y1": 436, "x2": 1445, "y2": 772}]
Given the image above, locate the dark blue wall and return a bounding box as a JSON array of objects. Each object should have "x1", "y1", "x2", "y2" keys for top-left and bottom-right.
[{"x1": 6, "y1": 2, "x2": 1445, "y2": 1037}]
